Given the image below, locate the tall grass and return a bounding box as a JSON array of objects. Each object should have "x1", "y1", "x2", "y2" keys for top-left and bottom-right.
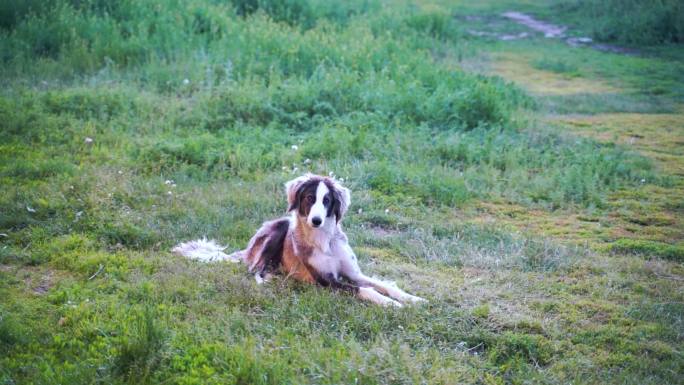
[{"x1": 555, "y1": 0, "x2": 684, "y2": 45}]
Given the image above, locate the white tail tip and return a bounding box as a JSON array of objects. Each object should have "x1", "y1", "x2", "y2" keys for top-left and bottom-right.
[{"x1": 172, "y1": 238, "x2": 240, "y2": 263}]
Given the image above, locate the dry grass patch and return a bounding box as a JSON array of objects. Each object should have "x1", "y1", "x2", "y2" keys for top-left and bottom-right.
[{"x1": 488, "y1": 53, "x2": 620, "y2": 95}]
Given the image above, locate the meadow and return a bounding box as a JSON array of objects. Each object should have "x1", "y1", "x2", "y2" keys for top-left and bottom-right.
[{"x1": 1, "y1": 0, "x2": 683, "y2": 384}]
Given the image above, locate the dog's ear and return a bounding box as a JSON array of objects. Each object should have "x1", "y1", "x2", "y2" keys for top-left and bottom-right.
[
  {"x1": 329, "y1": 179, "x2": 351, "y2": 222},
  {"x1": 285, "y1": 174, "x2": 312, "y2": 212}
]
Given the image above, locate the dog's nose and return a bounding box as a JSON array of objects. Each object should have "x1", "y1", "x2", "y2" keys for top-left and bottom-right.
[{"x1": 311, "y1": 217, "x2": 322, "y2": 227}]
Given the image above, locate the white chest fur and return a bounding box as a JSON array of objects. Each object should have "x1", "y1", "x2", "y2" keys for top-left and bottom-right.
[{"x1": 306, "y1": 220, "x2": 349, "y2": 278}]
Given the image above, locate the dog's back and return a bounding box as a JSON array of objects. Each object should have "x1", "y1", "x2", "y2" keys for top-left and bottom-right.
[{"x1": 243, "y1": 218, "x2": 290, "y2": 279}]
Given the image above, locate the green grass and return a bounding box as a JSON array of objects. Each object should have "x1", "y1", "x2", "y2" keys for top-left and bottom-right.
[
  {"x1": 609, "y1": 239, "x2": 684, "y2": 262},
  {"x1": 553, "y1": 0, "x2": 684, "y2": 45},
  {"x1": 1, "y1": 0, "x2": 684, "y2": 384}
]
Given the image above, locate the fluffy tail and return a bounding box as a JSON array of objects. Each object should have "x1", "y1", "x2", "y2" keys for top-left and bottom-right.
[{"x1": 172, "y1": 238, "x2": 242, "y2": 263}]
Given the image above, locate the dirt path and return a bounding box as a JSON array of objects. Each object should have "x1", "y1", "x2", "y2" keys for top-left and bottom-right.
[{"x1": 467, "y1": 11, "x2": 638, "y2": 55}]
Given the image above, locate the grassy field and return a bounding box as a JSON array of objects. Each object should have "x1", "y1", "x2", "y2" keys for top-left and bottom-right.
[{"x1": 1, "y1": 0, "x2": 683, "y2": 384}]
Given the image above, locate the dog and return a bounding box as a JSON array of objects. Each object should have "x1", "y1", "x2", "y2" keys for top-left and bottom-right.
[{"x1": 174, "y1": 174, "x2": 425, "y2": 307}]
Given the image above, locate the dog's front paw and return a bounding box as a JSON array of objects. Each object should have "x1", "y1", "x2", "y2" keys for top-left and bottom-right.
[
  {"x1": 402, "y1": 294, "x2": 428, "y2": 304},
  {"x1": 359, "y1": 287, "x2": 403, "y2": 307},
  {"x1": 385, "y1": 298, "x2": 403, "y2": 308}
]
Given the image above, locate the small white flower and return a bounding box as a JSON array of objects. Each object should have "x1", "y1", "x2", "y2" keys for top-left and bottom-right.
[
  {"x1": 26, "y1": 206, "x2": 36, "y2": 213},
  {"x1": 385, "y1": 209, "x2": 390, "y2": 214},
  {"x1": 165, "y1": 180, "x2": 174, "y2": 185},
  {"x1": 338, "y1": 178, "x2": 344, "y2": 182},
  {"x1": 84, "y1": 137, "x2": 93, "y2": 144},
  {"x1": 76, "y1": 211, "x2": 83, "y2": 217},
  {"x1": 171, "y1": 183, "x2": 177, "y2": 188},
  {"x1": 183, "y1": 78, "x2": 190, "y2": 85},
  {"x1": 303, "y1": 158, "x2": 311, "y2": 164},
  {"x1": 282, "y1": 166, "x2": 288, "y2": 171},
  {"x1": 167, "y1": 191, "x2": 173, "y2": 195},
  {"x1": 291, "y1": 145, "x2": 299, "y2": 151},
  {"x1": 292, "y1": 167, "x2": 299, "y2": 173},
  {"x1": 328, "y1": 171, "x2": 335, "y2": 177},
  {"x1": 357, "y1": 208, "x2": 363, "y2": 214},
  {"x1": 118, "y1": 170, "x2": 123, "y2": 175},
  {"x1": 640, "y1": 179, "x2": 646, "y2": 183}
]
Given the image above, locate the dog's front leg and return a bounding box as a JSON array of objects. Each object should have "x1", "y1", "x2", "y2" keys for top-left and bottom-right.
[
  {"x1": 353, "y1": 274, "x2": 426, "y2": 304},
  {"x1": 305, "y1": 264, "x2": 402, "y2": 307},
  {"x1": 337, "y1": 246, "x2": 426, "y2": 304}
]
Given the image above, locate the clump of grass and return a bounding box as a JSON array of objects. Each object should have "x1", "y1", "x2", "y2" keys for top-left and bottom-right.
[
  {"x1": 532, "y1": 57, "x2": 579, "y2": 77},
  {"x1": 488, "y1": 332, "x2": 555, "y2": 367},
  {"x1": 230, "y1": 0, "x2": 378, "y2": 29},
  {"x1": 0, "y1": 307, "x2": 28, "y2": 354},
  {"x1": 114, "y1": 306, "x2": 167, "y2": 383},
  {"x1": 609, "y1": 238, "x2": 684, "y2": 261},
  {"x1": 365, "y1": 161, "x2": 470, "y2": 207}
]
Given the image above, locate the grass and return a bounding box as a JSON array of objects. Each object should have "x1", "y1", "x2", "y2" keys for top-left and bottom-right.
[
  {"x1": 2, "y1": 0, "x2": 684, "y2": 384},
  {"x1": 553, "y1": 0, "x2": 684, "y2": 45}
]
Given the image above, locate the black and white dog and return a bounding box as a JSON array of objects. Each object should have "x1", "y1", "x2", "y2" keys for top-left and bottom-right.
[{"x1": 174, "y1": 174, "x2": 425, "y2": 307}]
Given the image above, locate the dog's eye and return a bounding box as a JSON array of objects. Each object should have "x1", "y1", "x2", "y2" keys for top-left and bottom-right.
[
  {"x1": 306, "y1": 195, "x2": 315, "y2": 204},
  {"x1": 323, "y1": 197, "x2": 330, "y2": 205}
]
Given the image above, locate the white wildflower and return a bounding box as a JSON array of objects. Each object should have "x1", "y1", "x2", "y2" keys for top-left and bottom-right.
[
  {"x1": 84, "y1": 137, "x2": 93, "y2": 144},
  {"x1": 303, "y1": 158, "x2": 311, "y2": 164},
  {"x1": 183, "y1": 78, "x2": 190, "y2": 85},
  {"x1": 26, "y1": 206, "x2": 36, "y2": 213},
  {"x1": 385, "y1": 209, "x2": 390, "y2": 214},
  {"x1": 358, "y1": 208, "x2": 363, "y2": 214},
  {"x1": 291, "y1": 145, "x2": 299, "y2": 151}
]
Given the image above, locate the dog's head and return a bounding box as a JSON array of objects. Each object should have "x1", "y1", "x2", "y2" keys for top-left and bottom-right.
[{"x1": 285, "y1": 173, "x2": 350, "y2": 228}]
